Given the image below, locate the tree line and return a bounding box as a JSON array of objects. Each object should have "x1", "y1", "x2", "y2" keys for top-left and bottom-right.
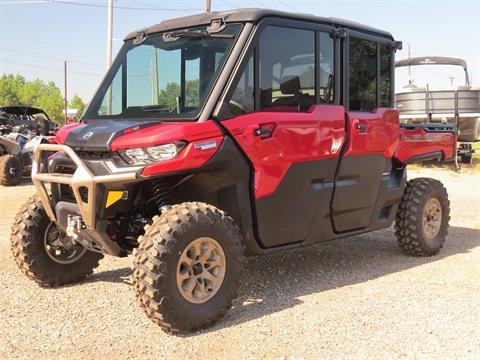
[{"x1": 0, "y1": 73, "x2": 86, "y2": 124}]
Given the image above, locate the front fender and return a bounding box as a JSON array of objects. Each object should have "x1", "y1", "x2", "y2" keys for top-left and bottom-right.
[{"x1": 0, "y1": 137, "x2": 21, "y2": 155}]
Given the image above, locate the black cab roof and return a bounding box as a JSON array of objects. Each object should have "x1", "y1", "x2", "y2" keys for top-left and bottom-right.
[
  {"x1": 0, "y1": 105, "x2": 49, "y2": 118},
  {"x1": 124, "y1": 8, "x2": 394, "y2": 41}
]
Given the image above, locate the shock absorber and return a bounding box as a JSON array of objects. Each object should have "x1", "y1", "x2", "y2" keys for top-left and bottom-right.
[{"x1": 151, "y1": 178, "x2": 173, "y2": 211}]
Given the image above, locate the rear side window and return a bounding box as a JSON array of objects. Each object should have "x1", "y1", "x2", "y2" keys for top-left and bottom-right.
[
  {"x1": 379, "y1": 44, "x2": 392, "y2": 107},
  {"x1": 349, "y1": 38, "x2": 377, "y2": 111},
  {"x1": 259, "y1": 26, "x2": 316, "y2": 112}
]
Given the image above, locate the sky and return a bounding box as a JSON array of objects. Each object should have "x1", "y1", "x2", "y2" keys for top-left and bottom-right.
[{"x1": 0, "y1": 0, "x2": 479, "y2": 103}]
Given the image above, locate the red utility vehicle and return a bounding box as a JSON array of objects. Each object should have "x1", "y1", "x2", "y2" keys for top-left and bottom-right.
[{"x1": 11, "y1": 9, "x2": 455, "y2": 332}]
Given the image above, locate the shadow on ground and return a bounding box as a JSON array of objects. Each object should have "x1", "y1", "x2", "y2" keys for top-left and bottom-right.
[{"x1": 85, "y1": 225, "x2": 480, "y2": 335}]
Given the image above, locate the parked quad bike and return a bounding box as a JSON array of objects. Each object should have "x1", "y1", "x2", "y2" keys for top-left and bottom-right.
[{"x1": 0, "y1": 127, "x2": 49, "y2": 186}]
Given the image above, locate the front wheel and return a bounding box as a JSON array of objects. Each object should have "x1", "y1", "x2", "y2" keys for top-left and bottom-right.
[
  {"x1": 395, "y1": 178, "x2": 450, "y2": 256},
  {"x1": 132, "y1": 202, "x2": 244, "y2": 333},
  {"x1": 0, "y1": 154, "x2": 22, "y2": 186},
  {"x1": 10, "y1": 196, "x2": 103, "y2": 287}
]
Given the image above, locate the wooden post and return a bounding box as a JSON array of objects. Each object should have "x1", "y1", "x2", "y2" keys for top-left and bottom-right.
[{"x1": 64, "y1": 60, "x2": 68, "y2": 124}]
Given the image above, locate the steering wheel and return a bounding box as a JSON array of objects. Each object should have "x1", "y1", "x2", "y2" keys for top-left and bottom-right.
[{"x1": 228, "y1": 99, "x2": 248, "y2": 114}]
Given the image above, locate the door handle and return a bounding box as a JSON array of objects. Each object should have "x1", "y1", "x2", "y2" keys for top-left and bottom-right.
[
  {"x1": 356, "y1": 123, "x2": 368, "y2": 132},
  {"x1": 253, "y1": 127, "x2": 272, "y2": 137}
]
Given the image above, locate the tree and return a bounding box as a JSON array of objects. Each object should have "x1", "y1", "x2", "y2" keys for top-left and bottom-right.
[
  {"x1": 0, "y1": 73, "x2": 64, "y2": 123},
  {"x1": 69, "y1": 94, "x2": 86, "y2": 119},
  {"x1": 158, "y1": 79, "x2": 199, "y2": 112},
  {"x1": 0, "y1": 74, "x2": 25, "y2": 105}
]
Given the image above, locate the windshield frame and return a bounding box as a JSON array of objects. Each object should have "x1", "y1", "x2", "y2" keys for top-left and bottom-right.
[{"x1": 83, "y1": 23, "x2": 244, "y2": 122}]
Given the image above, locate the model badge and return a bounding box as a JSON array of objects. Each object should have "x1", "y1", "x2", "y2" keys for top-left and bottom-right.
[
  {"x1": 194, "y1": 140, "x2": 217, "y2": 150},
  {"x1": 82, "y1": 131, "x2": 94, "y2": 140}
]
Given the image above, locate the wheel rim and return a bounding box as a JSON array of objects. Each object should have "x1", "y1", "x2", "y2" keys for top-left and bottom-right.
[
  {"x1": 422, "y1": 197, "x2": 442, "y2": 240},
  {"x1": 44, "y1": 222, "x2": 86, "y2": 264},
  {"x1": 8, "y1": 164, "x2": 17, "y2": 176},
  {"x1": 176, "y1": 237, "x2": 226, "y2": 304}
]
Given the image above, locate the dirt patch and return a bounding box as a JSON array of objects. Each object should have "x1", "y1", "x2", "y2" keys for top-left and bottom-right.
[{"x1": 1, "y1": 169, "x2": 479, "y2": 358}]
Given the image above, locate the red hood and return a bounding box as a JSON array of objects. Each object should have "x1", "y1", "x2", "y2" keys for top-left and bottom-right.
[{"x1": 54, "y1": 122, "x2": 83, "y2": 144}]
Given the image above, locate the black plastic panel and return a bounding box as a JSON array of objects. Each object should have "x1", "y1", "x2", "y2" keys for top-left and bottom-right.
[
  {"x1": 331, "y1": 154, "x2": 387, "y2": 232},
  {"x1": 255, "y1": 158, "x2": 338, "y2": 248}
]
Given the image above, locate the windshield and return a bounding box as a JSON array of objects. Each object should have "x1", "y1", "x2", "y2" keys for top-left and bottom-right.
[{"x1": 84, "y1": 24, "x2": 242, "y2": 121}]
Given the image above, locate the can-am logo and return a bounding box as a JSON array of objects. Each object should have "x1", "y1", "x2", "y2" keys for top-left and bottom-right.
[{"x1": 82, "y1": 131, "x2": 94, "y2": 140}]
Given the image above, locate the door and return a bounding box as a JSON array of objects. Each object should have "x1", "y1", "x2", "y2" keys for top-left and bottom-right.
[
  {"x1": 331, "y1": 35, "x2": 398, "y2": 232},
  {"x1": 221, "y1": 24, "x2": 345, "y2": 248}
]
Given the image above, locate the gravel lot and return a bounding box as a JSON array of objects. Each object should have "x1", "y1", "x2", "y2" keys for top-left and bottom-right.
[{"x1": 1, "y1": 168, "x2": 479, "y2": 359}]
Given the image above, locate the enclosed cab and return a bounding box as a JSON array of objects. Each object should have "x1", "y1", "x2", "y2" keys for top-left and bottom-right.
[{"x1": 11, "y1": 9, "x2": 454, "y2": 333}]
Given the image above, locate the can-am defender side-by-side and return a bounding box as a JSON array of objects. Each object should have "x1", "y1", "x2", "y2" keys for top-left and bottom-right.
[{"x1": 11, "y1": 9, "x2": 455, "y2": 332}]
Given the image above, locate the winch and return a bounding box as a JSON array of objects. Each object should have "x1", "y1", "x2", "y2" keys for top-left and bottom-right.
[{"x1": 66, "y1": 215, "x2": 84, "y2": 239}]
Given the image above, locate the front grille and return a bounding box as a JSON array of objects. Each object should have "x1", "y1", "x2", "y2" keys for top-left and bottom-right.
[
  {"x1": 59, "y1": 184, "x2": 88, "y2": 202},
  {"x1": 77, "y1": 151, "x2": 111, "y2": 160}
]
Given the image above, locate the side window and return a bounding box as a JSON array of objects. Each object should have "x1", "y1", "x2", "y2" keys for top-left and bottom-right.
[
  {"x1": 319, "y1": 32, "x2": 334, "y2": 103},
  {"x1": 349, "y1": 38, "x2": 377, "y2": 111},
  {"x1": 379, "y1": 44, "x2": 392, "y2": 107},
  {"x1": 259, "y1": 26, "x2": 315, "y2": 112},
  {"x1": 225, "y1": 53, "x2": 254, "y2": 117}
]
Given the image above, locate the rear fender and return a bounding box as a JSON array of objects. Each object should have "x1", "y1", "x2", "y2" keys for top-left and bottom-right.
[{"x1": 394, "y1": 125, "x2": 456, "y2": 164}]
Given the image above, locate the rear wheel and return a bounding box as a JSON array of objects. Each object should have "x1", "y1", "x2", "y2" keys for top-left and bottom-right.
[
  {"x1": 132, "y1": 202, "x2": 244, "y2": 333},
  {"x1": 10, "y1": 196, "x2": 103, "y2": 287},
  {"x1": 0, "y1": 154, "x2": 22, "y2": 186},
  {"x1": 395, "y1": 178, "x2": 450, "y2": 256}
]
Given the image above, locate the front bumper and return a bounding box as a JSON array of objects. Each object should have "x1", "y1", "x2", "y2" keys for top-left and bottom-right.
[{"x1": 32, "y1": 143, "x2": 138, "y2": 230}]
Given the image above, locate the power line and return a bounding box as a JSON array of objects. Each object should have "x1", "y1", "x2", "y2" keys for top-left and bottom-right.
[
  {"x1": 220, "y1": 0, "x2": 236, "y2": 7},
  {"x1": 0, "y1": 0, "x2": 203, "y2": 11},
  {"x1": 275, "y1": 0, "x2": 297, "y2": 12},
  {"x1": 1, "y1": 56, "x2": 104, "y2": 77},
  {"x1": 3, "y1": 48, "x2": 103, "y2": 67}
]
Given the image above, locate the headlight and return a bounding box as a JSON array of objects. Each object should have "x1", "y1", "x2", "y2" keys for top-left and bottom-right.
[{"x1": 120, "y1": 142, "x2": 185, "y2": 165}]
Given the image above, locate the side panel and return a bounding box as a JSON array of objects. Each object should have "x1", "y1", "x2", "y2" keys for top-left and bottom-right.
[
  {"x1": 223, "y1": 105, "x2": 345, "y2": 198},
  {"x1": 332, "y1": 108, "x2": 399, "y2": 232},
  {"x1": 223, "y1": 104, "x2": 345, "y2": 248}
]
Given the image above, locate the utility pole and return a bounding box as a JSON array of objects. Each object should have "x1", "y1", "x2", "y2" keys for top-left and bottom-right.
[
  {"x1": 64, "y1": 60, "x2": 68, "y2": 124},
  {"x1": 407, "y1": 44, "x2": 412, "y2": 85},
  {"x1": 106, "y1": 0, "x2": 113, "y2": 69},
  {"x1": 205, "y1": 0, "x2": 211, "y2": 12}
]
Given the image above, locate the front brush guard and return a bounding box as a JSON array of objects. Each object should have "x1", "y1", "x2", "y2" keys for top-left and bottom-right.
[{"x1": 31, "y1": 143, "x2": 137, "y2": 230}]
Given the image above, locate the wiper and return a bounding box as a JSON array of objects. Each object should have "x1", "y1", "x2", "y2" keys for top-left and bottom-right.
[{"x1": 163, "y1": 30, "x2": 233, "y2": 42}]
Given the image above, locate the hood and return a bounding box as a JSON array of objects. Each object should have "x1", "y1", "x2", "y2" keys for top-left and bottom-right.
[{"x1": 57, "y1": 119, "x2": 159, "y2": 151}]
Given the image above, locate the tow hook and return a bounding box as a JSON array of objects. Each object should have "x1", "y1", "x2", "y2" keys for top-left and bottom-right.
[{"x1": 66, "y1": 215, "x2": 84, "y2": 239}]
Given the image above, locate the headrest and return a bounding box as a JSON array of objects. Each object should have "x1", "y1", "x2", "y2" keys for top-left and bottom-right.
[{"x1": 279, "y1": 75, "x2": 301, "y2": 95}]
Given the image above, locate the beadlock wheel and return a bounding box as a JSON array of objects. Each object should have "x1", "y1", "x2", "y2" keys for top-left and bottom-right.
[
  {"x1": 43, "y1": 222, "x2": 87, "y2": 265},
  {"x1": 132, "y1": 202, "x2": 244, "y2": 332},
  {"x1": 10, "y1": 195, "x2": 103, "y2": 287},
  {"x1": 421, "y1": 197, "x2": 442, "y2": 240},
  {"x1": 395, "y1": 178, "x2": 450, "y2": 257},
  {"x1": 176, "y1": 237, "x2": 226, "y2": 304}
]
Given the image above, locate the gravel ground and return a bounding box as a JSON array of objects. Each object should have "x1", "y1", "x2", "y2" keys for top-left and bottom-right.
[{"x1": 1, "y1": 168, "x2": 479, "y2": 359}]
